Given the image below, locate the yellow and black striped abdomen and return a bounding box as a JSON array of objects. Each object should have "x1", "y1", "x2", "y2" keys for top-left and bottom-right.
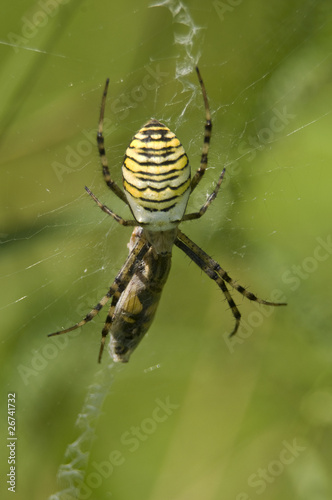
[{"x1": 122, "y1": 119, "x2": 191, "y2": 229}]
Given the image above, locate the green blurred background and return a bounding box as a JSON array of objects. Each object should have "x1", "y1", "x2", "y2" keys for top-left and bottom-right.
[{"x1": 1, "y1": 0, "x2": 332, "y2": 499}]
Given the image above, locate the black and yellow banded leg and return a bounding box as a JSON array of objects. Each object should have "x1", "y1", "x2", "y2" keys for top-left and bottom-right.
[
  {"x1": 85, "y1": 186, "x2": 137, "y2": 227},
  {"x1": 97, "y1": 78, "x2": 128, "y2": 205},
  {"x1": 175, "y1": 230, "x2": 241, "y2": 335},
  {"x1": 182, "y1": 168, "x2": 225, "y2": 222},
  {"x1": 175, "y1": 230, "x2": 287, "y2": 335},
  {"x1": 190, "y1": 66, "x2": 212, "y2": 194},
  {"x1": 98, "y1": 292, "x2": 120, "y2": 363},
  {"x1": 49, "y1": 236, "x2": 150, "y2": 361}
]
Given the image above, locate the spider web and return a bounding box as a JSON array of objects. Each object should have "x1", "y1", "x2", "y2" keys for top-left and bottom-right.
[
  {"x1": 48, "y1": 364, "x2": 115, "y2": 500},
  {"x1": 46, "y1": 4, "x2": 207, "y2": 497},
  {"x1": 1, "y1": 0, "x2": 331, "y2": 499}
]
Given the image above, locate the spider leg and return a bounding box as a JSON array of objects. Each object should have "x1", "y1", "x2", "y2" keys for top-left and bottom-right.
[
  {"x1": 175, "y1": 230, "x2": 286, "y2": 336},
  {"x1": 48, "y1": 235, "x2": 150, "y2": 362},
  {"x1": 97, "y1": 79, "x2": 128, "y2": 205},
  {"x1": 182, "y1": 168, "x2": 225, "y2": 222},
  {"x1": 98, "y1": 292, "x2": 120, "y2": 363},
  {"x1": 85, "y1": 186, "x2": 138, "y2": 226},
  {"x1": 175, "y1": 230, "x2": 241, "y2": 335},
  {"x1": 190, "y1": 67, "x2": 212, "y2": 194}
]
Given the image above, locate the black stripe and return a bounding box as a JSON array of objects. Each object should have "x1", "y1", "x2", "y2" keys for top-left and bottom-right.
[
  {"x1": 128, "y1": 151, "x2": 186, "y2": 163},
  {"x1": 123, "y1": 162, "x2": 189, "y2": 178},
  {"x1": 133, "y1": 134, "x2": 175, "y2": 144},
  {"x1": 142, "y1": 120, "x2": 165, "y2": 128},
  {"x1": 127, "y1": 148, "x2": 183, "y2": 158},
  {"x1": 201, "y1": 153, "x2": 208, "y2": 164},
  {"x1": 133, "y1": 145, "x2": 181, "y2": 154},
  {"x1": 127, "y1": 190, "x2": 184, "y2": 204},
  {"x1": 142, "y1": 203, "x2": 177, "y2": 213},
  {"x1": 135, "y1": 173, "x2": 180, "y2": 183},
  {"x1": 140, "y1": 195, "x2": 177, "y2": 203},
  {"x1": 124, "y1": 153, "x2": 188, "y2": 168},
  {"x1": 124, "y1": 177, "x2": 190, "y2": 193}
]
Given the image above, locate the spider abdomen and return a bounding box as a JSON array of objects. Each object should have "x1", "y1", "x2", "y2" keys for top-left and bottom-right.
[{"x1": 122, "y1": 119, "x2": 191, "y2": 230}]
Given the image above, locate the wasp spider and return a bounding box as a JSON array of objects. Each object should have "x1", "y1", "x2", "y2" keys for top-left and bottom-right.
[{"x1": 49, "y1": 67, "x2": 286, "y2": 363}]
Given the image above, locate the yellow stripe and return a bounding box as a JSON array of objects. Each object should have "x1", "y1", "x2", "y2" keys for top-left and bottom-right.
[
  {"x1": 123, "y1": 178, "x2": 191, "y2": 203},
  {"x1": 124, "y1": 152, "x2": 188, "y2": 174},
  {"x1": 123, "y1": 168, "x2": 185, "y2": 187},
  {"x1": 131, "y1": 136, "x2": 181, "y2": 150}
]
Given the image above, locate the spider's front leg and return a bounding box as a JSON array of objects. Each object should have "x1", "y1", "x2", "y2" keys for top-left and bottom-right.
[
  {"x1": 48, "y1": 231, "x2": 149, "y2": 363},
  {"x1": 97, "y1": 78, "x2": 128, "y2": 205},
  {"x1": 190, "y1": 66, "x2": 213, "y2": 193},
  {"x1": 182, "y1": 168, "x2": 225, "y2": 222},
  {"x1": 98, "y1": 291, "x2": 120, "y2": 363}
]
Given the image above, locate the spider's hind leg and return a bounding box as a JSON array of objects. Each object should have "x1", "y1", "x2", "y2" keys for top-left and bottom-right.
[
  {"x1": 175, "y1": 231, "x2": 242, "y2": 335},
  {"x1": 175, "y1": 230, "x2": 286, "y2": 336}
]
